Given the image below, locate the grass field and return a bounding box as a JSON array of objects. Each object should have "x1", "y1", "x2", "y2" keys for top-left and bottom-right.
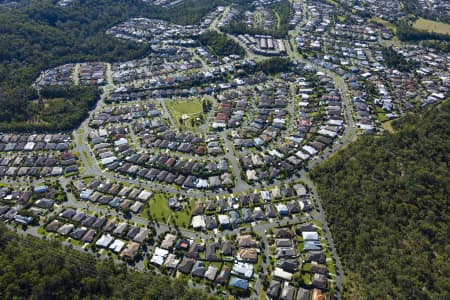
[
  {"x1": 413, "y1": 18, "x2": 450, "y2": 35},
  {"x1": 145, "y1": 192, "x2": 192, "y2": 228},
  {"x1": 166, "y1": 99, "x2": 203, "y2": 130},
  {"x1": 146, "y1": 192, "x2": 172, "y2": 223}
]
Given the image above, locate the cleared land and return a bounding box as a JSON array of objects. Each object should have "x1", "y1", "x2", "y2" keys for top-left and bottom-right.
[
  {"x1": 370, "y1": 17, "x2": 397, "y2": 33},
  {"x1": 413, "y1": 18, "x2": 450, "y2": 35},
  {"x1": 382, "y1": 120, "x2": 395, "y2": 133}
]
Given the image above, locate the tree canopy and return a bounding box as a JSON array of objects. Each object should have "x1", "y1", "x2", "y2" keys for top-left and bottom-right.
[
  {"x1": 311, "y1": 100, "x2": 450, "y2": 299},
  {"x1": 0, "y1": 225, "x2": 219, "y2": 300},
  {"x1": 198, "y1": 31, "x2": 246, "y2": 57}
]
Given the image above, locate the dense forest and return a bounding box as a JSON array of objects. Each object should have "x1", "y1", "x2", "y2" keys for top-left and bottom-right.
[
  {"x1": 1, "y1": 86, "x2": 101, "y2": 132},
  {"x1": 0, "y1": 0, "x2": 228, "y2": 131},
  {"x1": 258, "y1": 57, "x2": 293, "y2": 74},
  {"x1": 311, "y1": 101, "x2": 450, "y2": 299},
  {"x1": 198, "y1": 31, "x2": 246, "y2": 57},
  {"x1": 397, "y1": 23, "x2": 450, "y2": 43},
  {"x1": 0, "y1": 225, "x2": 219, "y2": 300}
]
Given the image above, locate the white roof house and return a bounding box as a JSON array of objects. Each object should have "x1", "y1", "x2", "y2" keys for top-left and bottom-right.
[
  {"x1": 150, "y1": 247, "x2": 169, "y2": 266},
  {"x1": 114, "y1": 138, "x2": 128, "y2": 147},
  {"x1": 96, "y1": 234, "x2": 114, "y2": 248},
  {"x1": 302, "y1": 145, "x2": 318, "y2": 156},
  {"x1": 205, "y1": 265, "x2": 218, "y2": 281},
  {"x1": 318, "y1": 128, "x2": 337, "y2": 138},
  {"x1": 196, "y1": 179, "x2": 209, "y2": 189},
  {"x1": 232, "y1": 262, "x2": 254, "y2": 279},
  {"x1": 101, "y1": 156, "x2": 117, "y2": 166},
  {"x1": 218, "y1": 214, "x2": 230, "y2": 226},
  {"x1": 302, "y1": 231, "x2": 319, "y2": 241},
  {"x1": 260, "y1": 191, "x2": 271, "y2": 201},
  {"x1": 130, "y1": 201, "x2": 143, "y2": 213},
  {"x1": 109, "y1": 239, "x2": 126, "y2": 253},
  {"x1": 295, "y1": 150, "x2": 310, "y2": 160},
  {"x1": 137, "y1": 190, "x2": 152, "y2": 202},
  {"x1": 276, "y1": 204, "x2": 289, "y2": 215},
  {"x1": 273, "y1": 267, "x2": 293, "y2": 281},
  {"x1": 192, "y1": 215, "x2": 206, "y2": 229},
  {"x1": 80, "y1": 189, "x2": 94, "y2": 200},
  {"x1": 24, "y1": 142, "x2": 35, "y2": 151}
]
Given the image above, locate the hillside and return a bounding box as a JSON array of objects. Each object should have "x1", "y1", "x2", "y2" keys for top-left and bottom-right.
[
  {"x1": 311, "y1": 101, "x2": 450, "y2": 299},
  {"x1": 0, "y1": 225, "x2": 218, "y2": 300},
  {"x1": 0, "y1": 0, "x2": 224, "y2": 131}
]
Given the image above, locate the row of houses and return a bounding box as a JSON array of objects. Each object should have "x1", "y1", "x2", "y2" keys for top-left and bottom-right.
[
  {"x1": 36, "y1": 62, "x2": 105, "y2": 87},
  {"x1": 229, "y1": 80, "x2": 289, "y2": 143},
  {"x1": 0, "y1": 152, "x2": 79, "y2": 178},
  {"x1": 244, "y1": 6, "x2": 276, "y2": 32},
  {"x1": 36, "y1": 63, "x2": 73, "y2": 86},
  {"x1": 106, "y1": 18, "x2": 202, "y2": 45},
  {"x1": 89, "y1": 102, "x2": 161, "y2": 127},
  {"x1": 0, "y1": 133, "x2": 71, "y2": 151},
  {"x1": 266, "y1": 225, "x2": 329, "y2": 300},
  {"x1": 212, "y1": 88, "x2": 252, "y2": 130},
  {"x1": 75, "y1": 179, "x2": 152, "y2": 214},
  {"x1": 191, "y1": 199, "x2": 311, "y2": 231},
  {"x1": 237, "y1": 34, "x2": 287, "y2": 56},
  {"x1": 90, "y1": 130, "x2": 233, "y2": 189},
  {"x1": 149, "y1": 232, "x2": 261, "y2": 291},
  {"x1": 142, "y1": 0, "x2": 185, "y2": 8},
  {"x1": 190, "y1": 183, "x2": 311, "y2": 231},
  {"x1": 105, "y1": 65, "x2": 260, "y2": 102},
  {"x1": 46, "y1": 210, "x2": 149, "y2": 259}
]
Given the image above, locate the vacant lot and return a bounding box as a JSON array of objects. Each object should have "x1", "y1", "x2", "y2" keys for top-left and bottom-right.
[{"x1": 413, "y1": 18, "x2": 450, "y2": 35}]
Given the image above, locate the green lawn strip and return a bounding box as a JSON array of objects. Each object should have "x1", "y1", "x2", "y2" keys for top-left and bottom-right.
[
  {"x1": 254, "y1": 253, "x2": 263, "y2": 274},
  {"x1": 327, "y1": 258, "x2": 336, "y2": 275},
  {"x1": 82, "y1": 151, "x2": 93, "y2": 167},
  {"x1": 275, "y1": 12, "x2": 281, "y2": 31}
]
